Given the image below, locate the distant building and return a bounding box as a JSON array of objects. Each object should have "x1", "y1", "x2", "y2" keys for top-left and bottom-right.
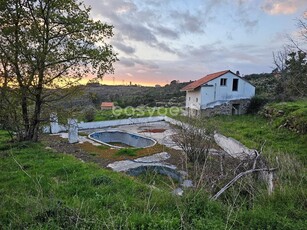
[
  {"x1": 181, "y1": 70, "x2": 255, "y2": 116},
  {"x1": 100, "y1": 102, "x2": 114, "y2": 110}
]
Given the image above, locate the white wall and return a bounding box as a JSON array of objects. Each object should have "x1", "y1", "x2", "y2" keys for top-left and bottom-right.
[
  {"x1": 185, "y1": 89, "x2": 201, "y2": 110},
  {"x1": 44, "y1": 116, "x2": 168, "y2": 133},
  {"x1": 201, "y1": 72, "x2": 255, "y2": 108}
]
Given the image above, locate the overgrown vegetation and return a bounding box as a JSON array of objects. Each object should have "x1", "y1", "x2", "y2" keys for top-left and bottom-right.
[
  {"x1": 115, "y1": 148, "x2": 139, "y2": 157},
  {"x1": 192, "y1": 114, "x2": 307, "y2": 162},
  {"x1": 0, "y1": 130, "x2": 227, "y2": 229},
  {"x1": 78, "y1": 141, "x2": 167, "y2": 161},
  {"x1": 1, "y1": 102, "x2": 307, "y2": 229},
  {"x1": 261, "y1": 100, "x2": 307, "y2": 134},
  {"x1": 272, "y1": 14, "x2": 307, "y2": 100}
]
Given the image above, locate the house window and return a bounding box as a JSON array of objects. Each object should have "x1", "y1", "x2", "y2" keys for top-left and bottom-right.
[
  {"x1": 220, "y1": 78, "x2": 227, "y2": 86},
  {"x1": 189, "y1": 97, "x2": 191, "y2": 101},
  {"x1": 232, "y1": 79, "x2": 238, "y2": 91},
  {"x1": 196, "y1": 98, "x2": 198, "y2": 102}
]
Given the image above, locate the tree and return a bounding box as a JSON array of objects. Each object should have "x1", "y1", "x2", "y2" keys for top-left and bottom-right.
[
  {"x1": 285, "y1": 51, "x2": 307, "y2": 97},
  {"x1": 273, "y1": 13, "x2": 307, "y2": 99},
  {"x1": 0, "y1": 0, "x2": 117, "y2": 141}
]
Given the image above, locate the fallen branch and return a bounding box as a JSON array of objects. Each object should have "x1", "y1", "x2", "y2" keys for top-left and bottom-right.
[{"x1": 210, "y1": 167, "x2": 277, "y2": 201}]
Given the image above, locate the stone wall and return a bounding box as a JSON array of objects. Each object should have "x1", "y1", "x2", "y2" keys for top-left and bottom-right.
[{"x1": 201, "y1": 99, "x2": 251, "y2": 117}]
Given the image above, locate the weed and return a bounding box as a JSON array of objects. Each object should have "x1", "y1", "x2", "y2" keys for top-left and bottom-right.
[
  {"x1": 115, "y1": 148, "x2": 139, "y2": 156},
  {"x1": 91, "y1": 175, "x2": 113, "y2": 186}
]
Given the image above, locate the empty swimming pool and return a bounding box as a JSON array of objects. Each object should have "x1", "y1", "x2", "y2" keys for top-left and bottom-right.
[{"x1": 88, "y1": 131, "x2": 156, "y2": 148}]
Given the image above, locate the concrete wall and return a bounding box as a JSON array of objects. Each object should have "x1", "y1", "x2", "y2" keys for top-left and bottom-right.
[{"x1": 45, "y1": 116, "x2": 171, "y2": 134}]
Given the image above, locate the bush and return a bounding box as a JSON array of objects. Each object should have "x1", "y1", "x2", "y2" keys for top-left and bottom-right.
[
  {"x1": 83, "y1": 106, "x2": 96, "y2": 122},
  {"x1": 247, "y1": 96, "x2": 269, "y2": 114},
  {"x1": 115, "y1": 148, "x2": 138, "y2": 156},
  {"x1": 261, "y1": 100, "x2": 307, "y2": 133}
]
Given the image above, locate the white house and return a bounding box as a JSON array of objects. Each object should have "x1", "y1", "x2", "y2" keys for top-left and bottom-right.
[{"x1": 181, "y1": 70, "x2": 255, "y2": 116}]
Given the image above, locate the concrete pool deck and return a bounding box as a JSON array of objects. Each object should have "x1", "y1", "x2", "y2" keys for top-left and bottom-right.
[{"x1": 82, "y1": 121, "x2": 181, "y2": 150}]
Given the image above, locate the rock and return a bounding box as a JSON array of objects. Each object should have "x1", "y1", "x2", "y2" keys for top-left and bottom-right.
[
  {"x1": 172, "y1": 188, "x2": 183, "y2": 196},
  {"x1": 133, "y1": 152, "x2": 170, "y2": 163},
  {"x1": 181, "y1": 180, "x2": 193, "y2": 188},
  {"x1": 178, "y1": 170, "x2": 188, "y2": 179},
  {"x1": 214, "y1": 133, "x2": 256, "y2": 160}
]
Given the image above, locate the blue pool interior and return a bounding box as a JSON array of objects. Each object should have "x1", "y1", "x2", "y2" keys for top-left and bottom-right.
[{"x1": 89, "y1": 131, "x2": 156, "y2": 148}]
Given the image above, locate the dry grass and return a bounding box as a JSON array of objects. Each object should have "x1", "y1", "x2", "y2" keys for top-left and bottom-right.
[{"x1": 77, "y1": 142, "x2": 166, "y2": 161}]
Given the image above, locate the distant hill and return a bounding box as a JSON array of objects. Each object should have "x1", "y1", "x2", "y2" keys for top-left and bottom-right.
[
  {"x1": 244, "y1": 73, "x2": 278, "y2": 98},
  {"x1": 59, "y1": 81, "x2": 190, "y2": 110}
]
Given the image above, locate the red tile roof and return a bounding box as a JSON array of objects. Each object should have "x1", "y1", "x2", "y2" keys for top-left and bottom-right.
[
  {"x1": 101, "y1": 102, "x2": 114, "y2": 107},
  {"x1": 181, "y1": 70, "x2": 232, "y2": 91}
]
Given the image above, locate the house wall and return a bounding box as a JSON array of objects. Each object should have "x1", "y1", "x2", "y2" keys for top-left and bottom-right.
[
  {"x1": 200, "y1": 72, "x2": 255, "y2": 108},
  {"x1": 185, "y1": 89, "x2": 201, "y2": 111},
  {"x1": 101, "y1": 106, "x2": 113, "y2": 110}
]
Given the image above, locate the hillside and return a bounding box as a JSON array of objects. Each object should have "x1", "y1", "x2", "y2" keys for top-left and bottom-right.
[
  {"x1": 1, "y1": 107, "x2": 306, "y2": 229},
  {"x1": 60, "y1": 81, "x2": 189, "y2": 110},
  {"x1": 244, "y1": 73, "x2": 278, "y2": 98}
]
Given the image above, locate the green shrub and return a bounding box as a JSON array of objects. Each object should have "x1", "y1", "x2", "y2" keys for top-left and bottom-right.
[
  {"x1": 83, "y1": 106, "x2": 96, "y2": 122},
  {"x1": 247, "y1": 96, "x2": 269, "y2": 114},
  {"x1": 261, "y1": 100, "x2": 307, "y2": 133},
  {"x1": 115, "y1": 148, "x2": 139, "y2": 156}
]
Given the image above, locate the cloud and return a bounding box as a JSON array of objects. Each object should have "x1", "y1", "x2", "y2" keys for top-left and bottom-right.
[
  {"x1": 83, "y1": 0, "x2": 289, "y2": 85},
  {"x1": 112, "y1": 41, "x2": 136, "y2": 54},
  {"x1": 117, "y1": 57, "x2": 159, "y2": 70},
  {"x1": 118, "y1": 57, "x2": 135, "y2": 67},
  {"x1": 171, "y1": 10, "x2": 205, "y2": 34},
  {"x1": 151, "y1": 25, "x2": 179, "y2": 39},
  {"x1": 261, "y1": 0, "x2": 306, "y2": 15}
]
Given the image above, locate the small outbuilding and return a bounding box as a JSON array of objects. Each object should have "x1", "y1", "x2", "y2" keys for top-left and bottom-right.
[
  {"x1": 181, "y1": 70, "x2": 255, "y2": 116},
  {"x1": 100, "y1": 102, "x2": 114, "y2": 110}
]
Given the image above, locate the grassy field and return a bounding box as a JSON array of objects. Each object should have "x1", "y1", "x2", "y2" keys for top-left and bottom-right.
[
  {"x1": 93, "y1": 106, "x2": 182, "y2": 121},
  {"x1": 197, "y1": 115, "x2": 307, "y2": 161},
  {"x1": 0, "y1": 130, "x2": 228, "y2": 229},
  {"x1": 1, "y1": 106, "x2": 307, "y2": 228}
]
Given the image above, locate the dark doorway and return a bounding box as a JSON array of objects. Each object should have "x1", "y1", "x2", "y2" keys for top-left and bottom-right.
[{"x1": 232, "y1": 104, "x2": 240, "y2": 115}]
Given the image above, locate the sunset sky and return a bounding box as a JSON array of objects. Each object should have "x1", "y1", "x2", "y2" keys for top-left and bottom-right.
[{"x1": 83, "y1": 0, "x2": 307, "y2": 86}]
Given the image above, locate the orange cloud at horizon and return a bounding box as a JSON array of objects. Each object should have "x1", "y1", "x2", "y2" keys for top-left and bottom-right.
[{"x1": 78, "y1": 75, "x2": 165, "y2": 87}]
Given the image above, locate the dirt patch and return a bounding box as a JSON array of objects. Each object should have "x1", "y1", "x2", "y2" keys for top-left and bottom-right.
[
  {"x1": 40, "y1": 134, "x2": 113, "y2": 167},
  {"x1": 40, "y1": 134, "x2": 186, "y2": 170},
  {"x1": 78, "y1": 142, "x2": 167, "y2": 161}
]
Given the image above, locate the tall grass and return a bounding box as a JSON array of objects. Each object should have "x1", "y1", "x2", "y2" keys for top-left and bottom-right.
[{"x1": 1, "y1": 106, "x2": 307, "y2": 229}]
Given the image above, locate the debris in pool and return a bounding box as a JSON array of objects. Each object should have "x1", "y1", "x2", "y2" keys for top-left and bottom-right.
[{"x1": 139, "y1": 129, "x2": 166, "y2": 133}]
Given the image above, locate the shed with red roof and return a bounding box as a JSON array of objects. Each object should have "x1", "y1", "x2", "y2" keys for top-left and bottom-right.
[{"x1": 100, "y1": 102, "x2": 114, "y2": 110}]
